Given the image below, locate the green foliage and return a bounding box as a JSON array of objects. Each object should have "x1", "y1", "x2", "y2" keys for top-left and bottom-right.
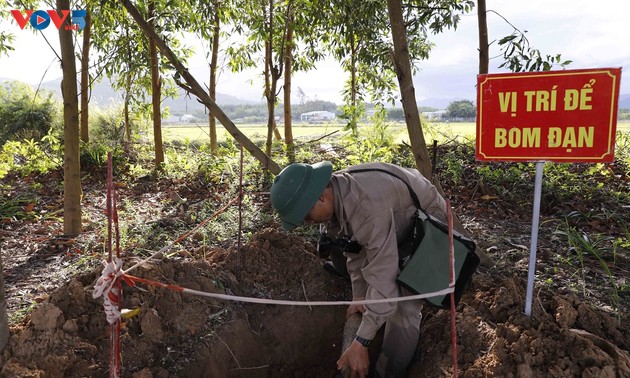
[
  {"x1": 0, "y1": 132, "x2": 62, "y2": 179},
  {"x1": 292, "y1": 100, "x2": 339, "y2": 117},
  {"x1": 338, "y1": 102, "x2": 365, "y2": 135},
  {"x1": 0, "y1": 31, "x2": 14, "y2": 57},
  {"x1": 79, "y1": 142, "x2": 128, "y2": 174},
  {"x1": 555, "y1": 221, "x2": 621, "y2": 310},
  {"x1": 496, "y1": 27, "x2": 572, "y2": 72},
  {"x1": 387, "y1": 108, "x2": 405, "y2": 121},
  {"x1": 0, "y1": 81, "x2": 60, "y2": 146},
  {"x1": 89, "y1": 107, "x2": 129, "y2": 144},
  {"x1": 324, "y1": 0, "x2": 473, "y2": 107},
  {"x1": 90, "y1": 0, "x2": 192, "y2": 122},
  {"x1": 0, "y1": 194, "x2": 37, "y2": 221},
  {"x1": 0, "y1": 2, "x2": 15, "y2": 56},
  {"x1": 445, "y1": 100, "x2": 476, "y2": 120},
  {"x1": 339, "y1": 107, "x2": 397, "y2": 165},
  {"x1": 429, "y1": 135, "x2": 630, "y2": 219},
  {"x1": 615, "y1": 131, "x2": 630, "y2": 177}
]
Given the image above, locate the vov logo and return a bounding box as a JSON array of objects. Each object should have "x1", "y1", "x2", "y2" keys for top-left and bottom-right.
[{"x1": 10, "y1": 10, "x2": 87, "y2": 31}]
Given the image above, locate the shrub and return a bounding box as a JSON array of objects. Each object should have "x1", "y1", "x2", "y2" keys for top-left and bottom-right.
[{"x1": 0, "y1": 80, "x2": 59, "y2": 146}]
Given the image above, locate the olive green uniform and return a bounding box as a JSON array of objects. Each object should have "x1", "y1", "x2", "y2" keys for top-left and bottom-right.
[{"x1": 327, "y1": 162, "x2": 447, "y2": 377}]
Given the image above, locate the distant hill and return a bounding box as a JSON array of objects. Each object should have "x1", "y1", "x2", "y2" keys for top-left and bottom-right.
[
  {"x1": 619, "y1": 94, "x2": 630, "y2": 109},
  {"x1": 1, "y1": 77, "x2": 258, "y2": 113},
  {"x1": 3, "y1": 76, "x2": 629, "y2": 112},
  {"x1": 420, "y1": 94, "x2": 630, "y2": 111}
]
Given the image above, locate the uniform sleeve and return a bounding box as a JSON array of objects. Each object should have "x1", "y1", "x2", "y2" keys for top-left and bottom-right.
[
  {"x1": 346, "y1": 252, "x2": 368, "y2": 298},
  {"x1": 350, "y1": 209, "x2": 401, "y2": 340}
]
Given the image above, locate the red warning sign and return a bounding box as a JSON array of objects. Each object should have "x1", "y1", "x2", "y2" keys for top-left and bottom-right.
[{"x1": 476, "y1": 68, "x2": 622, "y2": 162}]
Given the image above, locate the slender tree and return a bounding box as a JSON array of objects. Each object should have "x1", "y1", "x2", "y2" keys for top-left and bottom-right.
[
  {"x1": 283, "y1": 16, "x2": 295, "y2": 161},
  {"x1": 186, "y1": 0, "x2": 224, "y2": 154},
  {"x1": 387, "y1": 0, "x2": 431, "y2": 178},
  {"x1": 208, "y1": 0, "x2": 221, "y2": 154},
  {"x1": 227, "y1": 0, "x2": 321, "y2": 158},
  {"x1": 263, "y1": 0, "x2": 284, "y2": 156},
  {"x1": 324, "y1": 0, "x2": 381, "y2": 133},
  {"x1": 90, "y1": 0, "x2": 190, "y2": 159},
  {"x1": 282, "y1": 0, "x2": 323, "y2": 160},
  {"x1": 477, "y1": 0, "x2": 489, "y2": 74},
  {"x1": 323, "y1": 0, "x2": 437, "y2": 133},
  {"x1": 58, "y1": 0, "x2": 82, "y2": 235},
  {"x1": 148, "y1": 1, "x2": 164, "y2": 165},
  {"x1": 226, "y1": 0, "x2": 287, "y2": 157},
  {"x1": 80, "y1": 11, "x2": 92, "y2": 144}
]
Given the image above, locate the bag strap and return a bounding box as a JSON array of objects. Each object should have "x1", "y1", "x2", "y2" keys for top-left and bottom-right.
[{"x1": 345, "y1": 167, "x2": 431, "y2": 219}]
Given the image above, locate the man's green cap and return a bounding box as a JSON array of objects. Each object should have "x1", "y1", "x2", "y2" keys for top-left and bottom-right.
[{"x1": 270, "y1": 161, "x2": 333, "y2": 230}]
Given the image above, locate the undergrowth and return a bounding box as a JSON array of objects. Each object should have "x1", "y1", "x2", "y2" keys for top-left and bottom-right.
[{"x1": 1, "y1": 120, "x2": 629, "y2": 313}]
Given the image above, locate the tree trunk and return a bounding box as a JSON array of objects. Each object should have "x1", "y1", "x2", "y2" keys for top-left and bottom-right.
[
  {"x1": 124, "y1": 27, "x2": 132, "y2": 143},
  {"x1": 124, "y1": 72, "x2": 132, "y2": 142},
  {"x1": 263, "y1": 0, "x2": 282, "y2": 157},
  {"x1": 80, "y1": 11, "x2": 91, "y2": 144},
  {"x1": 58, "y1": 0, "x2": 82, "y2": 236},
  {"x1": 208, "y1": 1, "x2": 220, "y2": 154},
  {"x1": 122, "y1": 0, "x2": 281, "y2": 174},
  {"x1": 386, "y1": 0, "x2": 431, "y2": 178},
  {"x1": 284, "y1": 22, "x2": 294, "y2": 162},
  {"x1": 0, "y1": 247, "x2": 9, "y2": 352},
  {"x1": 477, "y1": 0, "x2": 489, "y2": 74},
  {"x1": 149, "y1": 1, "x2": 164, "y2": 166},
  {"x1": 387, "y1": 0, "x2": 493, "y2": 266},
  {"x1": 349, "y1": 37, "x2": 358, "y2": 134},
  {"x1": 264, "y1": 1, "x2": 273, "y2": 157},
  {"x1": 264, "y1": 39, "x2": 274, "y2": 158}
]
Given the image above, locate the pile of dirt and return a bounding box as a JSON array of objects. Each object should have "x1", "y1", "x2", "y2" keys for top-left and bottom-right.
[{"x1": 1, "y1": 228, "x2": 629, "y2": 377}]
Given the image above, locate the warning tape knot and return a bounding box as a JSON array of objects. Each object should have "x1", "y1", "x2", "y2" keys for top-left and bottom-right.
[{"x1": 93, "y1": 258, "x2": 123, "y2": 324}]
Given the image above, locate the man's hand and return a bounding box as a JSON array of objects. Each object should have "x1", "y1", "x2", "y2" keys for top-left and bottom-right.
[
  {"x1": 346, "y1": 297, "x2": 366, "y2": 318},
  {"x1": 337, "y1": 339, "x2": 370, "y2": 378}
]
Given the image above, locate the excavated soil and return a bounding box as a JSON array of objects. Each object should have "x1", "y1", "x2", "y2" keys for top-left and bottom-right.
[{"x1": 1, "y1": 227, "x2": 629, "y2": 377}]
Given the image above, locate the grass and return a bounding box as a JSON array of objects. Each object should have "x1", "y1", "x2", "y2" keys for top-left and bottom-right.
[
  {"x1": 161, "y1": 122, "x2": 348, "y2": 144},
  {"x1": 159, "y1": 121, "x2": 629, "y2": 144}
]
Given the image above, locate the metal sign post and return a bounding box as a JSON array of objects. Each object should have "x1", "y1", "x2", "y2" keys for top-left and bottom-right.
[{"x1": 524, "y1": 162, "x2": 544, "y2": 316}]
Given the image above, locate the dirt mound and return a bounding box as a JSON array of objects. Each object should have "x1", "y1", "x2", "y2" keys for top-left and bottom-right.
[
  {"x1": 412, "y1": 275, "x2": 630, "y2": 377},
  {"x1": 1, "y1": 229, "x2": 629, "y2": 377}
]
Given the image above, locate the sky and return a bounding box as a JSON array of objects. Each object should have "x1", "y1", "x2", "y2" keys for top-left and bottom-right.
[{"x1": 1, "y1": 0, "x2": 628, "y2": 106}]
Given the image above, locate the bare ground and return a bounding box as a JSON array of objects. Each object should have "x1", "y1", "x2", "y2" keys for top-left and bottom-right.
[{"x1": 1, "y1": 163, "x2": 629, "y2": 377}]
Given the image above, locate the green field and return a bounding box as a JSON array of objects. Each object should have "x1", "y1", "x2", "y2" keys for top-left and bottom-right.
[
  {"x1": 160, "y1": 122, "x2": 479, "y2": 144},
  {"x1": 160, "y1": 121, "x2": 630, "y2": 144}
]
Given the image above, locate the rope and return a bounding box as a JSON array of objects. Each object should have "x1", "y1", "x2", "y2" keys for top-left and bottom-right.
[{"x1": 121, "y1": 273, "x2": 455, "y2": 306}]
